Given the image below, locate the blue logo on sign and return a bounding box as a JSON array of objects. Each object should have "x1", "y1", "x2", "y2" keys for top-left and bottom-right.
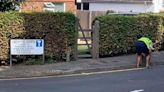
[{"x1": 36, "y1": 40, "x2": 43, "y2": 47}]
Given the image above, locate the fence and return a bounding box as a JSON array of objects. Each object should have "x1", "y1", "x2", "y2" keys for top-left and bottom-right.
[
  {"x1": 74, "y1": 19, "x2": 100, "y2": 60},
  {"x1": 76, "y1": 10, "x2": 106, "y2": 29},
  {"x1": 74, "y1": 10, "x2": 106, "y2": 59}
]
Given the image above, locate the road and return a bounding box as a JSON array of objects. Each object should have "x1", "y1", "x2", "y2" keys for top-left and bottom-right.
[{"x1": 0, "y1": 66, "x2": 164, "y2": 92}]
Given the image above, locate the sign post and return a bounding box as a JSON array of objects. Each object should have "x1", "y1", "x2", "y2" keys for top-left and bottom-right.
[
  {"x1": 10, "y1": 52, "x2": 12, "y2": 67},
  {"x1": 10, "y1": 39, "x2": 44, "y2": 67}
]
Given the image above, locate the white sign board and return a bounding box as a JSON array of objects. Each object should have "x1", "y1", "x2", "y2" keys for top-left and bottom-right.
[{"x1": 10, "y1": 39, "x2": 44, "y2": 55}]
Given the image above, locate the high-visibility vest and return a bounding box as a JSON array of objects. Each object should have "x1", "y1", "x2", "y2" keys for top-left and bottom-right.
[{"x1": 138, "y1": 37, "x2": 152, "y2": 49}]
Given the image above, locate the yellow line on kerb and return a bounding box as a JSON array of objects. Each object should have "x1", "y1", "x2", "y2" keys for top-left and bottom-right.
[{"x1": 0, "y1": 68, "x2": 144, "y2": 81}]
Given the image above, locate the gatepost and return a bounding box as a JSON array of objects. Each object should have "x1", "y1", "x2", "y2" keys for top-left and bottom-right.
[{"x1": 92, "y1": 20, "x2": 100, "y2": 59}]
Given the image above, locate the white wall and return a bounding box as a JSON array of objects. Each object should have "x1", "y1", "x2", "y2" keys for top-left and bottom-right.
[
  {"x1": 153, "y1": 0, "x2": 163, "y2": 12},
  {"x1": 77, "y1": 0, "x2": 81, "y2": 3},
  {"x1": 89, "y1": 3, "x2": 155, "y2": 13}
]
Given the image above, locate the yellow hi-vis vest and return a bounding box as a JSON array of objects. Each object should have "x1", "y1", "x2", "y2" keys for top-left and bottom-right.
[{"x1": 138, "y1": 37, "x2": 152, "y2": 49}]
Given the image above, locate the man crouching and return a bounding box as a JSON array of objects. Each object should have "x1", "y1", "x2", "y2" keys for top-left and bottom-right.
[{"x1": 135, "y1": 35, "x2": 154, "y2": 68}]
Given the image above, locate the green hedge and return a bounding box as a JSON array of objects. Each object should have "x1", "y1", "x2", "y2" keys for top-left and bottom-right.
[
  {"x1": 95, "y1": 14, "x2": 164, "y2": 57},
  {"x1": 0, "y1": 12, "x2": 76, "y2": 62}
]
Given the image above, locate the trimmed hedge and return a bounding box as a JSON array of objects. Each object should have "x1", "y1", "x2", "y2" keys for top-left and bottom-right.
[
  {"x1": 95, "y1": 14, "x2": 164, "y2": 57},
  {"x1": 0, "y1": 12, "x2": 24, "y2": 61},
  {"x1": 0, "y1": 12, "x2": 76, "y2": 62}
]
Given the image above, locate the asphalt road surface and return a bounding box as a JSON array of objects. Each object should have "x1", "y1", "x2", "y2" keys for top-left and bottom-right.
[{"x1": 0, "y1": 65, "x2": 164, "y2": 92}]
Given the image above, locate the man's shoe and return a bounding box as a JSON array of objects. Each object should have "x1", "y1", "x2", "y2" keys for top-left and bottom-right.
[{"x1": 146, "y1": 65, "x2": 152, "y2": 69}]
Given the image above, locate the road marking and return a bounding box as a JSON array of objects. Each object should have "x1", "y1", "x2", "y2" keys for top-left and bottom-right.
[
  {"x1": 0, "y1": 68, "x2": 144, "y2": 81},
  {"x1": 131, "y1": 89, "x2": 144, "y2": 92},
  {"x1": 79, "y1": 68, "x2": 144, "y2": 75}
]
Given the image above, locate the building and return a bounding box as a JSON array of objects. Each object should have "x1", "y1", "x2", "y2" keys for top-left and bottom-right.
[
  {"x1": 76, "y1": 0, "x2": 164, "y2": 13},
  {"x1": 21, "y1": 0, "x2": 76, "y2": 13}
]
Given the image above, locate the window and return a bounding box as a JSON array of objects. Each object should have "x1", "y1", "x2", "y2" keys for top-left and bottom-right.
[
  {"x1": 76, "y1": 2, "x2": 89, "y2": 10},
  {"x1": 43, "y1": 2, "x2": 64, "y2": 12},
  {"x1": 83, "y1": 3, "x2": 89, "y2": 10},
  {"x1": 76, "y1": 3, "x2": 81, "y2": 10}
]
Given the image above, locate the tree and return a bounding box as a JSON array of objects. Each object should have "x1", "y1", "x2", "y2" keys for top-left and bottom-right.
[{"x1": 0, "y1": 0, "x2": 25, "y2": 12}]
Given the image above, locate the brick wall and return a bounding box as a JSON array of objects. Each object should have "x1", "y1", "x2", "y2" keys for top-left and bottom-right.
[
  {"x1": 65, "y1": 1, "x2": 76, "y2": 13},
  {"x1": 21, "y1": 0, "x2": 76, "y2": 13}
]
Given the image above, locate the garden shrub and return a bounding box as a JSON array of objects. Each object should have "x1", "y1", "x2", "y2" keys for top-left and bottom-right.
[
  {"x1": 0, "y1": 12, "x2": 76, "y2": 63},
  {"x1": 94, "y1": 14, "x2": 164, "y2": 57}
]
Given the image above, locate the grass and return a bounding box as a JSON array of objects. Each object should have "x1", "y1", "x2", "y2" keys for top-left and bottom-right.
[{"x1": 78, "y1": 45, "x2": 90, "y2": 54}]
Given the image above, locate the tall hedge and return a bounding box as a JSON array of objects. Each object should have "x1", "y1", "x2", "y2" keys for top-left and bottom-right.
[
  {"x1": 0, "y1": 12, "x2": 24, "y2": 61},
  {"x1": 95, "y1": 14, "x2": 164, "y2": 57},
  {"x1": 0, "y1": 12, "x2": 76, "y2": 61}
]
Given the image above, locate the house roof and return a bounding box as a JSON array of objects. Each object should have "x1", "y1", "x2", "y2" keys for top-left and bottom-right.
[{"x1": 81, "y1": 0, "x2": 153, "y2": 4}]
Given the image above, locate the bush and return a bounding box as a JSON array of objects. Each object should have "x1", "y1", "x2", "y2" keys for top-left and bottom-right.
[
  {"x1": 25, "y1": 58, "x2": 43, "y2": 65},
  {"x1": 0, "y1": 12, "x2": 24, "y2": 61},
  {"x1": 95, "y1": 14, "x2": 164, "y2": 57},
  {"x1": 20, "y1": 12, "x2": 76, "y2": 61},
  {"x1": 0, "y1": 12, "x2": 76, "y2": 63}
]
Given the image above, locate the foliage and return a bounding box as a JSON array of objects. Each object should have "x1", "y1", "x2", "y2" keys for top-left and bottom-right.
[
  {"x1": 0, "y1": 12, "x2": 76, "y2": 63},
  {"x1": 25, "y1": 58, "x2": 43, "y2": 65},
  {"x1": 0, "y1": 0, "x2": 24, "y2": 12},
  {"x1": 20, "y1": 12, "x2": 76, "y2": 61},
  {"x1": 78, "y1": 45, "x2": 90, "y2": 54},
  {"x1": 0, "y1": 12, "x2": 24, "y2": 60},
  {"x1": 95, "y1": 14, "x2": 164, "y2": 57}
]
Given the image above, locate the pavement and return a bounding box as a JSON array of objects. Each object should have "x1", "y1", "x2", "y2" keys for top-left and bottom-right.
[{"x1": 0, "y1": 51, "x2": 164, "y2": 79}]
